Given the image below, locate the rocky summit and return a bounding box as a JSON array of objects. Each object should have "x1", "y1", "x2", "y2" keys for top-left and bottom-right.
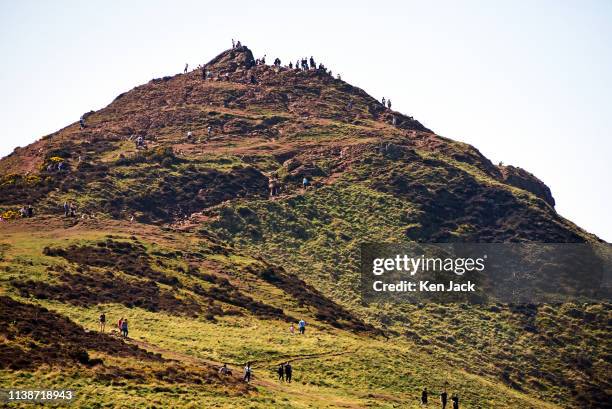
[{"x1": 0, "y1": 45, "x2": 609, "y2": 408}]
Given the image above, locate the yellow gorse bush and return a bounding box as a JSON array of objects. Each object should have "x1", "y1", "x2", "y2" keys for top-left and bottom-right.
[{"x1": 1, "y1": 209, "x2": 21, "y2": 220}]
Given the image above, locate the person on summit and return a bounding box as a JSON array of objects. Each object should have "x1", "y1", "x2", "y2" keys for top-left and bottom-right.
[
  {"x1": 309, "y1": 56, "x2": 316, "y2": 69},
  {"x1": 277, "y1": 363, "x2": 284, "y2": 382},
  {"x1": 298, "y1": 319, "x2": 306, "y2": 334},
  {"x1": 387, "y1": 99, "x2": 392, "y2": 109},
  {"x1": 381, "y1": 97, "x2": 386, "y2": 106},
  {"x1": 421, "y1": 387, "x2": 428, "y2": 405},
  {"x1": 99, "y1": 312, "x2": 106, "y2": 332},
  {"x1": 232, "y1": 39, "x2": 235, "y2": 48},
  {"x1": 184, "y1": 63, "x2": 188, "y2": 73},
  {"x1": 79, "y1": 116, "x2": 86, "y2": 129}
]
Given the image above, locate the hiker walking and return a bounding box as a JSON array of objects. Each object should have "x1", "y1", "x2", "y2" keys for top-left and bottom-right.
[
  {"x1": 184, "y1": 63, "x2": 188, "y2": 74},
  {"x1": 79, "y1": 116, "x2": 86, "y2": 129},
  {"x1": 63, "y1": 201, "x2": 69, "y2": 217},
  {"x1": 69, "y1": 203, "x2": 77, "y2": 218},
  {"x1": 387, "y1": 99, "x2": 392, "y2": 109},
  {"x1": 302, "y1": 177, "x2": 310, "y2": 190},
  {"x1": 277, "y1": 364, "x2": 285, "y2": 381},
  {"x1": 451, "y1": 394, "x2": 459, "y2": 409},
  {"x1": 243, "y1": 362, "x2": 252, "y2": 382},
  {"x1": 381, "y1": 97, "x2": 386, "y2": 106},
  {"x1": 207, "y1": 126, "x2": 212, "y2": 139},
  {"x1": 219, "y1": 363, "x2": 231, "y2": 375},
  {"x1": 421, "y1": 388, "x2": 428, "y2": 405},
  {"x1": 298, "y1": 319, "x2": 306, "y2": 335},
  {"x1": 118, "y1": 317, "x2": 123, "y2": 333},
  {"x1": 289, "y1": 323, "x2": 295, "y2": 334},
  {"x1": 121, "y1": 318, "x2": 129, "y2": 338},
  {"x1": 201, "y1": 66, "x2": 206, "y2": 79},
  {"x1": 309, "y1": 56, "x2": 315, "y2": 69},
  {"x1": 232, "y1": 39, "x2": 235, "y2": 48},
  {"x1": 440, "y1": 389, "x2": 448, "y2": 409},
  {"x1": 284, "y1": 362, "x2": 292, "y2": 383},
  {"x1": 268, "y1": 177, "x2": 279, "y2": 197},
  {"x1": 99, "y1": 312, "x2": 106, "y2": 332}
]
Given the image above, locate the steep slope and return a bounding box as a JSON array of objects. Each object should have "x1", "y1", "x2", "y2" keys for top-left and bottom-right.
[{"x1": 0, "y1": 45, "x2": 609, "y2": 408}]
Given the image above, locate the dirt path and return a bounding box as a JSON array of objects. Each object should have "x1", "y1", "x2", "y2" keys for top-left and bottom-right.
[{"x1": 128, "y1": 338, "x2": 365, "y2": 407}]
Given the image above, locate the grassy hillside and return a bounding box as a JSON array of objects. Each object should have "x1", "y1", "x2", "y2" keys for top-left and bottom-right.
[{"x1": 0, "y1": 46, "x2": 609, "y2": 408}]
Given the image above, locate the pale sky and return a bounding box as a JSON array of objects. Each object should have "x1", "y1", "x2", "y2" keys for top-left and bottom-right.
[{"x1": 1, "y1": 0, "x2": 610, "y2": 241}]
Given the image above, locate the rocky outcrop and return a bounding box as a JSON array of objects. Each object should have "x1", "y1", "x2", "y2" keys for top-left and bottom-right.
[
  {"x1": 206, "y1": 46, "x2": 255, "y2": 73},
  {"x1": 499, "y1": 165, "x2": 555, "y2": 207}
]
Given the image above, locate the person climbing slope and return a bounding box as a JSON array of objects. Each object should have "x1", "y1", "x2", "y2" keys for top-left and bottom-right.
[
  {"x1": 243, "y1": 362, "x2": 252, "y2": 382},
  {"x1": 118, "y1": 317, "x2": 123, "y2": 333},
  {"x1": 284, "y1": 362, "x2": 292, "y2": 383},
  {"x1": 421, "y1": 387, "x2": 428, "y2": 405},
  {"x1": 298, "y1": 319, "x2": 306, "y2": 335},
  {"x1": 184, "y1": 63, "x2": 188, "y2": 74},
  {"x1": 451, "y1": 394, "x2": 459, "y2": 409},
  {"x1": 440, "y1": 389, "x2": 448, "y2": 409},
  {"x1": 99, "y1": 312, "x2": 106, "y2": 332},
  {"x1": 121, "y1": 318, "x2": 129, "y2": 338},
  {"x1": 277, "y1": 363, "x2": 284, "y2": 382},
  {"x1": 219, "y1": 363, "x2": 231, "y2": 376}
]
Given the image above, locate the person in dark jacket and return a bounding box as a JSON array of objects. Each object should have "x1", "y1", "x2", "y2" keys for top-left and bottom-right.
[
  {"x1": 284, "y1": 362, "x2": 292, "y2": 383},
  {"x1": 277, "y1": 364, "x2": 284, "y2": 381}
]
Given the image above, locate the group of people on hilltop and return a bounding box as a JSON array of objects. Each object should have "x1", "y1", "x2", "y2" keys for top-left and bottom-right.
[
  {"x1": 381, "y1": 96, "x2": 392, "y2": 109},
  {"x1": 421, "y1": 386, "x2": 460, "y2": 409}
]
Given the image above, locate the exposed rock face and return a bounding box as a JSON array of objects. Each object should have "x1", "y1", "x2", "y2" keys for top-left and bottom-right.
[
  {"x1": 206, "y1": 46, "x2": 255, "y2": 73},
  {"x1": 500, "y1": 165, "x2": 555, "y2": 207}
]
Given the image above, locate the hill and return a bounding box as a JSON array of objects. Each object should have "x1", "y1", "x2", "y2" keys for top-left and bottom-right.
[{"x1": 0, "y1": 45, "x2": 610, "y2": 408}]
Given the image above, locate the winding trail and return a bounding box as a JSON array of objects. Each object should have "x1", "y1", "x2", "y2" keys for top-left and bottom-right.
[{"x1": 128, "y1": 338, "x2": 366, "y2": 408}]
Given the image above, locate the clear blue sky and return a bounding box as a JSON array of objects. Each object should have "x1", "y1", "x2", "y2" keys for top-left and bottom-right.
[{"x1": 1, "y1": 0, "x2": 610, "y2": 241}]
